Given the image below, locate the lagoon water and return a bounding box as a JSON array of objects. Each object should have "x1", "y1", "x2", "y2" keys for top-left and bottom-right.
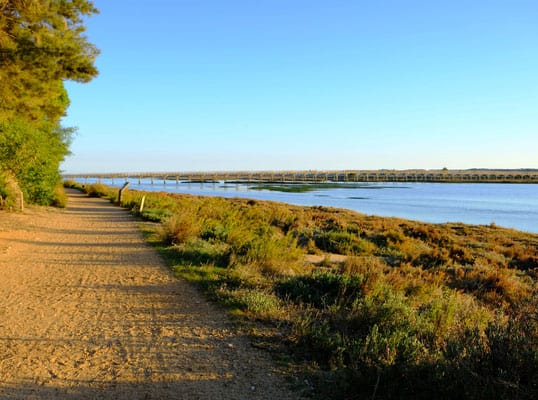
[{"x1": 82, "y1": 179, "x2": 538, "y2": 234}]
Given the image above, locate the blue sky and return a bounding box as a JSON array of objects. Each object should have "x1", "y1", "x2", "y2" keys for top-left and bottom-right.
[{"x1": 62, "y1": 0, "x2": 538, "y2": 173}]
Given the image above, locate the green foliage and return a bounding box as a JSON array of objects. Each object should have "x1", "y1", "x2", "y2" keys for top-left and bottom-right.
[
  {"x1": 51, "y1": 184, "x2": 68, "y2": 208},
  {"x1": 63, "y1": 179, "x2": 85, "y2": 190},
  {"x1": 85, "y1": 183, "x2": 113, "y2": 198},
  {"x1": 0, "y1": 119, "x2": 73, "y2": 204},
  {"x1": 131, "y1": 192, "x2": 306, "y2": 275},
  {"x1": 163, "y1": 210, "x2": 201, "y2": 244},
  {"x1": 172, "y1": 239, "x2": 231, "y2": 268},
  {"x1": 0, "y1": 1, "x2": 98, "y2": 206},
  {"x1": 0, "y1": 171, "x2": 16, "y2": 209},
  {"x1": 314, "y1": 230, "x2": 376, "y2": 254},
  {"x1": 0, "y1": 0, "x2": 99, "y2": 121},
  {"x1": 276, "y1": 272, "x2": 365, "y2": 308}
]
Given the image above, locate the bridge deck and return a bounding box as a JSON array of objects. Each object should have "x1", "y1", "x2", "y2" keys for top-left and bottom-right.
[{"x1": 64, "y1": 169, "x2": 538, "y2": 184}]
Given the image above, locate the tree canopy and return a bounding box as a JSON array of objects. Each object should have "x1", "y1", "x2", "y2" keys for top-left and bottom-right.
[{"x1": 0, "y1": 0, "x2": 99, "y2": 206}]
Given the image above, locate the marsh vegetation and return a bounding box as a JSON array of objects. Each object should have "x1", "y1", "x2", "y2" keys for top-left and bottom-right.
[{"x1": 66, "y1": 181, "x2": 538, "y2": 399}]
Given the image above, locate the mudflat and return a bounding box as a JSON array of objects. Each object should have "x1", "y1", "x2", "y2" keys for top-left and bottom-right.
[{"x1": 0, "y1": 189, "x2": 296, "y2": 399}]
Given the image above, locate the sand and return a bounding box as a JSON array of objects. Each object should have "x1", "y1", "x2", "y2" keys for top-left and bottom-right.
[{"x1": 0, "y1": 189, "x2": 297, "y2": 399}]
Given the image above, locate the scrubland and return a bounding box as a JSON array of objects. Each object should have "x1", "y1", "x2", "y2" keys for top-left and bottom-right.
[{"x1": 66, "y1": 181, "x2": 538, "y2": 399}]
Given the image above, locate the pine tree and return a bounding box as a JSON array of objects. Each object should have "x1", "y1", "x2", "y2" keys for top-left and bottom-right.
[{"x1": 0, "y1": 0, "x2": 99, "y2": 206}]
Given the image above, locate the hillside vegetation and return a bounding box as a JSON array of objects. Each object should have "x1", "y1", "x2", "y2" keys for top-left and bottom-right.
[{"x1": 67, "y1": 182, "x2": 538, "y2": 399}]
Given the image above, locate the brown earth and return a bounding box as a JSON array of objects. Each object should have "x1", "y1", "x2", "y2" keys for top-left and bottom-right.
[{"x1": 0, "y1": 190, "x2": 299, "y2": 399}]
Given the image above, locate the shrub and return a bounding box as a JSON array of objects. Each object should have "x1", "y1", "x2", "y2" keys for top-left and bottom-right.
[
  {"x1": 339, "y1": 255, "x2": 386, "y2": 276},
  {"x1": 510, "y1": 255, "x2": 538, "y2": 271},
  {"x1": 449, "y1": 244, "x2": 475, "y2": 265},
  {"x1": 85, "y1": 183, "x2": 112, "y2": 198},
  {"x1": 276, "y1": 272, "x2": 365, "y2": 308},
  {"x1": 314, "y1": 230, "x2": 376, "y2": 254},
  {"x1": 63, "y1": 179, "x2": 85, "y2": 190},
  {"x1": 219, "y1": 288, "x2": 281, "y2": 318},
  {"x1": 162, "y1": 210, "x2": 201, "y2": 245},
  {"x1": 0, "y1": 119, "x2": 72, "y2": 206},
  {"x1": 173, "y1": 239, "x2": 231, "y2": 267},
  {"x1": 450, "y1": 263, "x2": 530, "y2": 308},
  {"x1": 0, "y1": 172, "x2": 17, "y2": 210},
  {"x1": 51, "y1": 185, "x2": 68, "y2": 208}
]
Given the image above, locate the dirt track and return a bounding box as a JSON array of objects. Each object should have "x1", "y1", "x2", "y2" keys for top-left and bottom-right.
[{"x1": 0, "y1": 190, "x2": 297, "y2": 399}]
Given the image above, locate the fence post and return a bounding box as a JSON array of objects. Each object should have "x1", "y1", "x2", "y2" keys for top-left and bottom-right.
[
  {"x1": 139, "y1": 195, "x2": 146, "y2": 213},
  {"x1": 18, "y1": 191, "x2": 24, "y2": 211},
  {"x1": 118, "y1": 182, "x2": 130, "y2": 205}
]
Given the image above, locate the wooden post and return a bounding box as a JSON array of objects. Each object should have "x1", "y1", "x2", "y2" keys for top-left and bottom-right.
[
  {"x1": 18, "y1": 191, "x2": 24, "y2": 211},
  {"x1": 139, "y1": 195, "x2": 146, "y2": 213},
  {"x1": 118, "y1": 182, "x2": 130, "y2": 205}
]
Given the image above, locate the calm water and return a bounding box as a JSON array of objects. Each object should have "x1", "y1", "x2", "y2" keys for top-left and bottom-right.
[{"x1": 81, "y1": 178, "x2": 538, "y2": 234}]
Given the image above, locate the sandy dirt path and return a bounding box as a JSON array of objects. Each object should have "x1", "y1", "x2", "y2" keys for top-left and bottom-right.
[{"x1": 0, "y1": 190, "x2": 297, "y2": 399}]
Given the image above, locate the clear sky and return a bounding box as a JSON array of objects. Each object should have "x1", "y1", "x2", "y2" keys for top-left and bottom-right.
[{"x1": 61, "y1": 0, "x2": 538, "y2": 173}]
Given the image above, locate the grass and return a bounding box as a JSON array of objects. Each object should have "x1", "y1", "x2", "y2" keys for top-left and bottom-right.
[{"x1": 66, "y1": 181, "x2": 538, "y2": 399}]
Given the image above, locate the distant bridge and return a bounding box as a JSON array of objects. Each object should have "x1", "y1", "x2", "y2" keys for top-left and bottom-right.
[{"x1": 63, "y1": 169, "x2": 538, "y2": 184}]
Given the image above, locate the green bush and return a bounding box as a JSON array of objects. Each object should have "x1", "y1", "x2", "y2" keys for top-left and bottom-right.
[
  {"x1": 1, "y1": 119, "x2": 73, "y2": 206},
  {"x1": 51, "y1": 185, "x2": 68, "y2": 208},
  {"x1": 219, "y1": 288, "x2": 281, "y2": 318},
  {"x1": 314, "y1": 230, "x2": 376, "y2": 254},
  {"x1": 173, "y1": 239, "x2": 231, "y2": 267},
  {"x1": 85, "y1": 183, "x2": 112, "y2": 198},
  {"x1": 162, "y1": 210, "x2": 201, "y2": 244},
  {"x1": 0, "y1": 172, "x2": 16, "y2": 210},
  {"x1": 276, "y1": 272, "x2": 365, "y2": 308}
]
